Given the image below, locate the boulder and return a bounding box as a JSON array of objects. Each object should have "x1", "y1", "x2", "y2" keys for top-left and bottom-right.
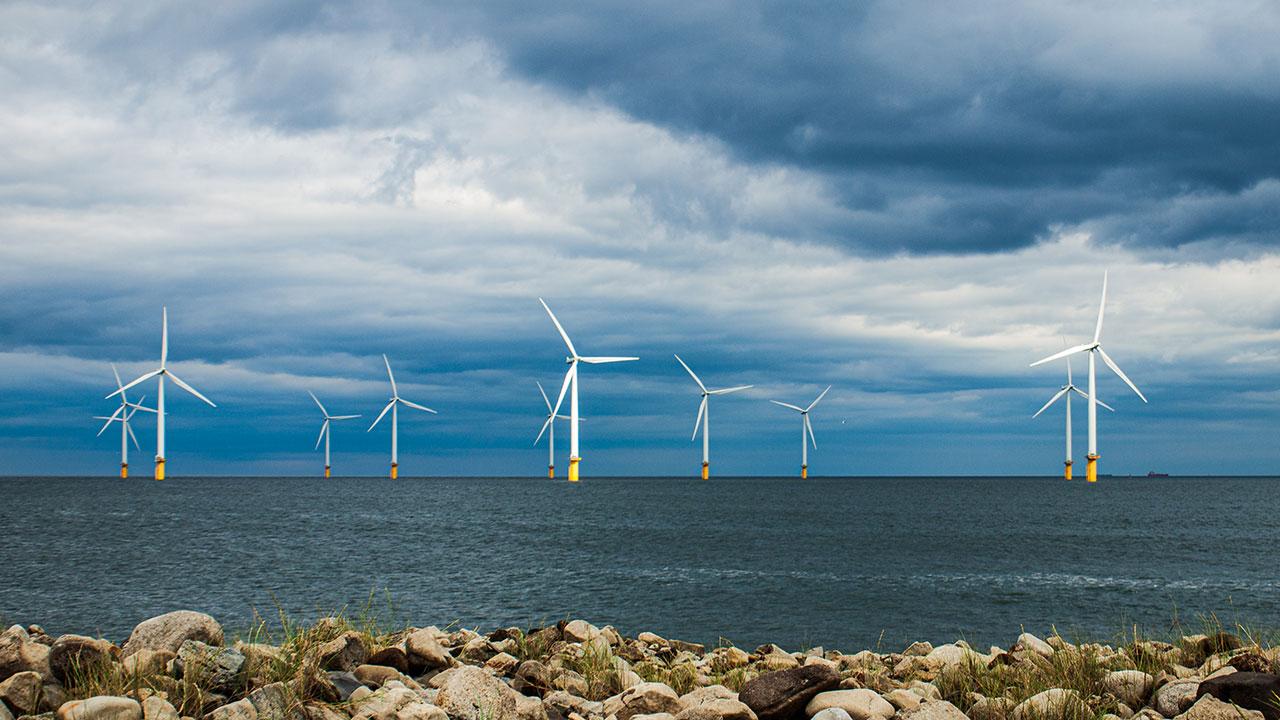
[
  {"x1": 121, "y1": 649, "x2": 174, "y2": 678},
  {"x1": 1175, "y1": 695, "x2": 1264, "y2": 720},
  {"x1": 881, "y1": 690, "x2": 921, "y2": 712},
  {"x1": 631, "y1": 714, "x2": 675, "y2": 720},
  {"x1": 0, "y1": 670, "x2": 43, "y2": 715},
  {"x1": 562, "y1": 622, "x2": 599, "y2": 644},
  {"x1": 353, "y1": 665, "x2": 419, "y2": 690},
  {"x1": 435, "y1": 665, "x2": 519, "y2": 720},
  {"x1": 175, "y1": 641, "x2": 245, "y2": 692},
  {"x1": 140, "y1": 697, "x2": 178, "y2": 720},
  {"x1": 1153, "y1": 679, "x2": 1203, "y2": 718},
  {"x1": 1103, "y1": 670, "x2": 1154, "y2": 708},
  {"x1": 673, "y1": 699, "x2": 755, "y2": 720},
  {"x1": 365, "y1": 647, "x2": 410, "y2": 674},
  {"x1": 48, "y1": 636, "x2": 118, "y2": 684},
  {"x1": 41, "y1": 679, "x2": 69, "y2": 713},
  {"x1": 922, "y1": 644, "x2": 985, "y2": 670},
  {"x1": 711, "y1": 649, "x2": 751, "y2": 673},
  {"x1": 0, "y1": 701, "x2": 13, "y2": 720},
  {"x1": 57, "y1": 697, "x2": 143, "y2": 720},
  {"x1": 901, "y1": 643, "x2": 933, "y2": 658},
  {"x1": 317, "y1": 633, "x2": 368, "y2": 672},
  {"x1": 323, "y1": 671, "x2": 364, "y2": 702},
  {"x1": 204, "y1": 699, "x2": 258, "y2": 720},
  {"x1": 738, "y1": 666, "x2": 839, "y2": 720},
  {"x1": 809, "y1": 711, "x2": 852, "y2": 720},
  {"x1": 1, "y1": 626, "x2": 52, "y2": 681},
  {"x1": 966, "y1": 695, "x2": 1013, "y2": 720},
  {"x1": 907, "y1": 683, "x2": 940, "y2": 702},
  {"x1": 1197, "y1": 672, "x2": 1280, "y2": 720},
  {"x1": 404, "y1": 631, "x2": 453, "y2": 672},
  {"x1": 1012, "y1": 634, "x2": 1054, "y2": 659},
  {"x1": 485, "y1": 653, "x2": 520, "y2": 676},
  {"x1": 513, "y1": 661, "x2": 557, "y2": 696},
  {"x1": 603, "y1": 683, "x2": 683, "y2": 720},
  {"x1": 679, "y1": 687, "x2": 739, "y2": 710},
  {"x1": 542, "y1": 691, "x2": 603, "y2": 718},
  {"x1": 248, "y1": 681, "x2": 305, "y2": 720},
  {"x1": 897, "y1": 702, "x2": 968, "y2": 720},
  {"x1": 122, "y1": 613, "x2": 223, "y2": 658},
  {"x1": 803, "y1": 691, "x2": 893, "y2": 720},
  {"x1": 1010, "y1": 689, "x2": 1085, "y2": 720}
]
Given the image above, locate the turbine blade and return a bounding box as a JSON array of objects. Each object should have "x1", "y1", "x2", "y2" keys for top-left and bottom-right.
[
  {"x1": 399, "y1": 398, "x2": 437, "y2": 414},
  {"x1": 111, "y1": 363, "x2": 124, "y2": 395},
  {"x1": 579, "y1": 356, "x2": 639, "y2": 364},
  {"x1": 165, "y1": 371, "x2": 216, "y2": 407},
  {"x1": 805, "y1": 385, "x2": 832, "y2": 412},
  {"x1": 127, "y1": 421, "x2": 140, "y2": 450},
  {"x1": 329, "y1": 414, "x2": 361, "y2": 420},
  {"x1": 160, "y1": 306, "x2": 168, "y2": 367},
  {"x1": 1093, "y1": 271, "x2": 1108, "y2": 344},
  {"x1": 1066, "y1": 356, "x2": 1073, "y2": 386},
  {"x1": 537, "y1": 381, "x2": 552, "y2": 411},
  {"x1": 549, "y1": 364, "x2": 574, "y2": 419},
  {"x1": 96, "y1": 407, "x2": 124, "y2": 436},
  {"x1": 309, "y1": 390, "x2": 328, "y2": 416},
  {"x1": 806, "y1": 415, "x2": 817, "y2": 449},
  {"x1": 555, "y1": 414, "x2": 572, "y2": 421},
  {"x1": 1029, "y1": 343, "x2": 1093, "y2": 367},
  {"x1": 368, "y1": 400, "x2": 394, "y2": 431},
  {"x1": 534, "y1": 415, "x2": 552, "y2": 445},
  {"x1": 692, "y1": 397, "x2": 706, "y2": 441},
  {"x1": 708, "y1": 385, "x2": 753, "y2": 395},
  {"x1": 316, "y1": 420, "x2": 328, "y2": 450},
  {"x1": 1097, "y1": 346, "x2": 1147, "y2": 403},
  {"x1": 539, "y1": 298, "x2": 578, "y2": 357},
  {"x1": 674, "y1": 354, "x2": 707, "y2": 392},
  {"x1": 383, "y1": 354, "x2": 398, "y2": 396},
  {"x1": 106, "y1": 369, "x2": 161, "y2": 399},
  {"x1": 770, "y1": 400, "x2": 804, "y2": 412},
  {"x1": 1032, "y1": 387, "x2": 1070, "y2": 418}
]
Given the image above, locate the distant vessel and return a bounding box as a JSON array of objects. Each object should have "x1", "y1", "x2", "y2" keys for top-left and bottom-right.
[{"x1": 1147, "y1": 471, "x2": 1170, "y2": 478}]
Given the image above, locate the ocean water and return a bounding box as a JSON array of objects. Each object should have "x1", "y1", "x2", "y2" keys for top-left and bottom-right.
[{"x1": 2, "y1": 475, "x2": 1277, "y2": 651}]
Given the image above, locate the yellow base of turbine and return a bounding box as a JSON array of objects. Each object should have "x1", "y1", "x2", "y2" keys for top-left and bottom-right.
[
  {"x1": 155, "y1": 458, "x2": 165, "y2": 481},
  {"x1": 1086, "y1": 454, "x2": 1098, "y2": 483},
  {"x1": 325, "y1": 466, "x2": 331, "y2": 479},
  {"x1": 390, "y1": 463, "x2": 398, "y2": 480},
  {"x1": 568, "y1": 457, "x2": 580, "y2": 482},
  {"x1": 701, "y1": 462, "x2": 709, "y2": 480},
  {"x1": 801, "y1": 465, "x2": 808, "y2": 479},
  {"x1": 548, "y1": 465, "x2": 555, "y2": 479},
  {"x1": 1064, "y1": 460, "x2": 1073, "y2": 480}
]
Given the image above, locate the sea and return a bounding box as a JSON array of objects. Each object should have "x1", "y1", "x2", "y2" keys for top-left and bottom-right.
[{"x1": 2, "y1": 475, "x2": 1276, "y2": 652}]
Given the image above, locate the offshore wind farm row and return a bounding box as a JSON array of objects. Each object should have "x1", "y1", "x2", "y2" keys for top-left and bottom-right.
[{"x1": 95, "y1": 273, "x2": 1145, "y2": 482}]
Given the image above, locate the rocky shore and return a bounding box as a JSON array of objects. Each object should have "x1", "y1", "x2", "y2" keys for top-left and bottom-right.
[{"x1": 2, "y1": 612, "x2": 1278, "y2": 720}]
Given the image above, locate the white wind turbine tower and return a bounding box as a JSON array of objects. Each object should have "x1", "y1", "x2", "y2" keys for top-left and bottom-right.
[
  {"x1": 770, "y1": 386, "x2": 831, "y2": 478},
  {"x1": 674, "y1": 354, "x2": 752, "y2": 480},
  {"x1": 1032, "y1": 357, "x2": 1112, "y2": 480},
  {"x1": 107, "y1": 308, "x2": 216, "y2": 480},
  {"x1": 309, "y1": 391, "x2": 360, "y2": 478},
  {"x1": 534, "y1": 381, "x2": 576, "y2": 479},
  {"x1": 95, "y1": 364, "x2": 157, "y2": 478},
  {"x1": 1031, "y1": 271, "x2": 1147, "y2": 482},
  {"x1": 539, "y1": 298, "x2": 639, "y2": 482},
  {"x1": 367, "y1": 355, "x2": 436, "y2": 479}
]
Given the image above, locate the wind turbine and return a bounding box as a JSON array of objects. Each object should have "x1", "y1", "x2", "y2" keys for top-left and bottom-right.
[
  {"x1": 770, "y1": 386, "x2": 831, "y2": 478},
  {"x1": 107, "y1": 307, "x2": 216, "y2": 480},
  {"x1": 1032, "y1": 358, "x2": 1113, "y2": 480},
  {"x1": 309, "y1": 391, "x2": 360, "y2": 478},
  {"x1": 539, "y1": 298, "x2": 638, "y2": 482},
  {"x1": 367, "y1": 355, "x2": 436, "y2": 479},
  {"x1": 96, "y1": 364, "x2": 157, "y2": 478},
  {"x1": 674, "y1": 354, "x2": 752, "y2": 480},
  {"x1": 534, "y1": 381, "x2": 576, "y2": 479},
  {"x1": 1030, "y1": 271, "x2": 1147, "y2": 482}
]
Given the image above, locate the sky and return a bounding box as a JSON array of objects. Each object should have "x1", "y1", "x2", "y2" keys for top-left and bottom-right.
[{"x1": 1, "y1": 1, "x2": 1278, "y2": 477}]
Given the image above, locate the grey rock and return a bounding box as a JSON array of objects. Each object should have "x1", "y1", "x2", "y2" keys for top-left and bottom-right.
[
  {"x1": 602, "y1": 683, "x2": 683, "y2": 720},
  {"x1": 324, "y1": 672, "x2": 365, "y2": 702},
  {"x1": 48, "y1": 637, "x2": 117, "y2": 685},
  {"x1": 140, "y1": 697, "x2": 178, "y2": 720},
  {"x1": 203, "y1": 699, "x2": 257, "y2": 720},
  {"x1": 1, "y1": 627, "x2": 52, "y2": 682},
  {"x1": 0, "y1": 671, "x2": 44, "y2": 715},
  {"x1": 1175, "y1": 695, "x2": 1264, "y2": 720},
  {"x1": 123, "y1": 613, "x2": 224, "y2": 658},
  {"x1": 1153, "y1": 679, "x2": 1203, "y2": 718},
  {"x1": 672, "y1": 699, "x2": 755, "y2": 720},
  {"x1": 317, "y1": 633, "x2": 368, "y2": 673},
  {"x1": 679, "y1": 687, "x2": 739, "y2": 711},
  {"x1": 404, "y1": 632, "x2": 452, "y2": 673},
  {"x1": 1103, "y1": 671, "x2": 1154, "y2": 709},
  {"x1": 56, "y1": 697, "x2": 142, "y2": 720},
  {"x1": 175, "y1": 641, "x2": 245, "y2": 693},
  {"x1": 802, "y1": 691, "x2": 893, "y2": 720},
  {"x1": 434, "y1": 665, "x2": 518, "y2": 720},
  {"x1": 1010, "y1": 689, "x2": 1084, "y2": 720},
  {"x1": 808, "y1": 710, "x2": 852, "y2": 720},
  {"x1": 248, "y1": 682, "x2": 304, "y2": 720},
  {"x1": 1196, "y1": 673, "x2": 1280, "y2": 720},
  {"x1": 897, "y1": 702, "x2": 968, "y2": 720},
  {"x1": 739, "y1": 666, "x2": 839, "y2": 720}
]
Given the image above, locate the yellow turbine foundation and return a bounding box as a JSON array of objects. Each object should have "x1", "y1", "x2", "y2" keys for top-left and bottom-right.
[
  {"x1": 568, "y1": 457, "x2": 580, "y2": 482},
  {"x1": 390, "y1": 463, "x2": 398, "y2": 480},
  {"x1": 801, "y1": 465, "x2": 808, "y2": 479},
  {"x1": 324, "y1": 466, "x2": 331, "y2": 479},
  {"x1": 548, "y1": 465, "x2": 555, "y2": 479},
  {"x1": 701, "y1": 462, "x2": 709, "y2": 480},
  {"x1": 121, "y1": 463, "x2": 128, "y2": 479},
  {"x1": 1086, "y1": 454, "x2": 1098, "y2": 483},
  {"x1": 1064, "y1": 460, "x2": 1073, "y2": 480},
  {"x1": 154, "y1": 458, "x2": 165, "y2": 481}
]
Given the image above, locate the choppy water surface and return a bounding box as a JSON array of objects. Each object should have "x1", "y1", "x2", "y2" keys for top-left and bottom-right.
[{"x1": 2, "y1": 476, "x2": 1276, "y2": 650}]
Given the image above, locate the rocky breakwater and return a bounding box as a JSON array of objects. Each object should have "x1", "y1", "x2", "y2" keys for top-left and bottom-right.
[{"x1": 3, "y1": 612, "x2": 1280, "y2": 720}]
